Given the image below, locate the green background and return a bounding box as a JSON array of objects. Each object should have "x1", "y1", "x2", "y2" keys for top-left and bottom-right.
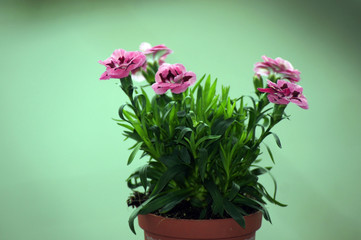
[{"x1": 1, "y1": 0, "x2": 360, "y2": 239}]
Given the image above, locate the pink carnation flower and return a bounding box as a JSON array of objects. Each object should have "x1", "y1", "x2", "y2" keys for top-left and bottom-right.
[
  {"x1": 98, "y1": 49, "x2": 146, "y2": 80},
  {"x1": 141, "y1": 42, "x2": 173, "y2": 65},
  {"x1": 258, "y1": 80, "x2": 308, "y2": 109},
  {"x1": 254, "y1": 56, "x2": 301, "y2": 82},
  {"x1": 152, "y1": 63, "x2": 196, "y2": 94}
]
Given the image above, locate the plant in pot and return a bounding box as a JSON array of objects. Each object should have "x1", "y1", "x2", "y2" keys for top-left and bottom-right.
[{"x1": 98, "y1": 43, "x2": 308, "y2": 240}]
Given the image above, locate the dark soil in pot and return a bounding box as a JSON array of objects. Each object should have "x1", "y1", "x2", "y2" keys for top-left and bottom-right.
[{"x1": 127, "y1": 191, "x2": 257, "y2": 220}]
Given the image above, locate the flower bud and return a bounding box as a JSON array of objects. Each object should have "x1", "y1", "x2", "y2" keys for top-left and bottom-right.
[{"x1": 253, "y1": 74, "x2": 264, "y2": 90}]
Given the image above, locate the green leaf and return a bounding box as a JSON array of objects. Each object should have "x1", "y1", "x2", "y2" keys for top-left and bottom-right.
[
  {"x1": 139, "y1": 164, "x2": 148, "y2": 191},
  {"x1": 251, "y1": 166, "x2": 272, "y2": 176},
  {"x1": 150, "y1": 164, "x2": 187, "y2": 197},
  {"x1": 127, "y1": 142, "x2": 142, "y2": 165},
  {"x1": 149, "y1": 125, "x2": 160, "y2": 140},
  {"x1": 115, "y1": 122, "x2": 134, "y2": 131},
  {"x1": 176, "y1": 127, "x2": 193, "y2": 143},
  {"x1": 198, "y1": 148, "x2": 208, "y2": 181},
  {"x1": 177, "y1": 110, "x2": 186, "y2": 118},
  {"x1": 162, "y1": 101, "x2": 176, "y2": 121},
  {"x1": 128, "y1": 195, "x2": 156, "y2": 234},
  {"x1": 118, "y1": 104, "x2": 131, "y2": 122},
  {"x1": 221, "y1": 85, "x2": 230, "y2": 102},
  {"x1": 256, "y1": 183, "x2": 287, "y2": 207},
  {"x1": 196, "y1": 85, "x2": 203, "y2": 120},
  {"x1": 223, "y1": 199, "x2": 246, "y2": 228},
  {"x1": 195, "y1": 135, "x2": 221, "y2": 149},
  {"x1": 159, "y1": 154, "x2": 179, "y2": 168},
  {"x1": 220, "y1": 144, "x2": 230, "y2": 177},
  {"x1": 264, "y1": 143, "x2": 275, "y2": 164},
  {"x1": 178, "y1": 146, "x2": 191, "y2": 165},
  {"x1": 206, "y1": 78, "x2": 218, "y2": 106},
  {"x1": 228, "y1": 182, "x2": 240, "y2": 201},
  {"x1": 141, "y1": 189, "x2": 192, "y2": 216},
  {"x1": 191, "y1": 74, "x2": 206, "y2": 95},
  {"x1": 195, "y1": 122, "x2": 209, "y2": 136},
  {"x1": 211, "y1": 118, "x2": 235, "y2": 135},
  {"x1": 140, "y1": 88, "x2": 152, "y2": 111},
  {"x1": 134, "y1": 94, "x2": 147, "y2": 111},
  {"x1": 204, "y1": 180, "x2": 224, "y2": 215},
  {"x1": 271, "y1": 132, "x2": 282, "y2": 148},
  {"x1": 182, "y1": 96, "x2": 192, "y2": 110},
  {"x1": 233, "y1": 196, "x2": 271, "y2": 222},
  {"x1": 160, "y1": 191, "x2": 189, "y2": 213}
]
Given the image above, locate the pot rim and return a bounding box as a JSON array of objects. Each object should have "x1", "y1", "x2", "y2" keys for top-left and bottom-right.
[
  {"x1": 138, "y1": 211, "x2": 263, "y2": 239},
  {"x1": 141, "y1": 210, "x2": 261, "y2": 222}
]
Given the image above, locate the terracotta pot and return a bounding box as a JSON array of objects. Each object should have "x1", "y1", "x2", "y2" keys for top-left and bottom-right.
[{"x1": 138, "y1": 211, "x2": 262, "y2": 240}]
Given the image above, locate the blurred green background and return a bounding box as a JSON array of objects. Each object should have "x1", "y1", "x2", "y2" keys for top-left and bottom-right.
[{"x1": 1, "y1": 0, "x2": 361, "y2": 239}]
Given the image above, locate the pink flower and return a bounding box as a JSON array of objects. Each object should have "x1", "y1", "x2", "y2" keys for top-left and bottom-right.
[
  {"x1": 254, "y1": 56, "x2": 301, "y2": 82},
  {"x1": 152, "y1": 64, "x2": 196, "y2": 94},
  {"x1": 141, "y1": 42, "x2": 173, "y2": 65},
  {"x1": 258, "y1": 80, "x2": 308, "y2": 109},
  {"x1": 98, "y1": 49, "x2": 146, "y2": 80}
]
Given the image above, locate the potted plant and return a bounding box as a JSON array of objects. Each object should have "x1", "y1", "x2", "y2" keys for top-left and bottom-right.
[{"x1": 98, "y1": 43, "x2": 308, "y2": 240}]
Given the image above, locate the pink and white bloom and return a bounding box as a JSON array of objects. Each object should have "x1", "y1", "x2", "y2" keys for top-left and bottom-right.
[
  {"x1": 98, "y1": 49, "x2": 146, "y2": 80},
  {"x1": 254, "y1": 56, "x2": 301, "y2": 82},
  {"x1": 152, "y1": 63, "x2": 196, "y2": 94},
  {"x1": 258, "y1": 80, "x2": 308, "y2": 109},
  {"x1": 140, "y1": 42, "x2": 173, "y2": 65},
  {"x1": 129, "y1": 43, "x2": 173, "y2": 82}
]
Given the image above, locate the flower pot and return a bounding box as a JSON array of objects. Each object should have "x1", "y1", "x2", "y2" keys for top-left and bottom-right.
[{"x1": 138, "y1": 211, "x2": 262, "y2": 240}]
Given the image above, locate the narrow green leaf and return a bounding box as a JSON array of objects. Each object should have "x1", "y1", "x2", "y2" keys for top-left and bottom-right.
[
  {"x1": 211, "y1": 118, "x2": 235, "y2": 135},
  {"x1": 115, "y1": 122, "x2": 134, "y2": 131},
  {"x1": 150, "y1": 164, "x2": 187, "y2": 197},
  {"x1": 251, "y1": 167, "x2": 272, "y2": 176},
  {"x1": 220, "y1": 144, "x2": 229, "y2": 178},
  {"x1": 141, "y1": 189, "x2": 192, "y2": 215},
  {"x1": 162, "y1": 101, "x2": 176, "y2": 121},
  {"x1": 195, "y1": 135, "x2": 221, "y2": 149},
  {"x1": 160, "y1": 191, "x2": 189, "y2": 213},
  {"x1": 271, "y1": 132, "x2": 282, "y2": 148},
  {"x1": 140, "y1": 88, "x2": 152, "y2": 111},
  {"x1": 198, "y1": 148, "x2": 208, "y2": 181},
  {"x1": 195, "y1": 122, "x2": 209, "y2": 136},
  {"x1": 264, "y1": 143, "x2": 275, "y2": 164},
  {"x1": 256, "y1": 183, "x2": 287, "y2": 207},
  {"x1": 118, "y1": 104, "x2": 130, "y2": 122},
  {"x1": 206, "y1": 78, "x2": 218, "y2": 106},
  {"x1": 228, "y1": 182, "x2": 240, "y2": 201},
  {"x1": 179, "y1": 146, "x2": 191, "y2": 165},
  {"x1": 127, "y1": 142, "x2": 142, "y2": 165},
  {"x1": 176, "y1": 127, "x2": 193, "y2": 143},
  {"x1": 139, "y1": 164, "x2": 148, "y2": 191},
  {"x1": 134, "y1": 94, "x2": 147, "y2": 111},
  {"x1": 191, "y1": 74, "x2": 206, "y2": 95},
  {"x1": 128, "y1": 195, "x2": 156, "y2": 234},
  {"x1": 233, "y1": 196, "x2": 271, "y2": 223},
  {"x1": 223, "y1": 199, "x2": 246, "y2": 228},
  {"x1": 204, "y1": 180, "x2": 224, "y2": 215}
]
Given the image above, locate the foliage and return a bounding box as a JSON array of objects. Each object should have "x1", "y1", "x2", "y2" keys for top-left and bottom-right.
[
  {"x1": 99, "y1": 45, "x2": 307, "y2": 234},
  {"x1": 118, "y1": 74, "x2": 290, "y2": 234}
]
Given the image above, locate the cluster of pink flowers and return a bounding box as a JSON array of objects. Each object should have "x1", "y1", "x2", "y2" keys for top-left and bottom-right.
[
  {"x1": 98, "y1": 43, "x2": 196, "y2": 94},
  {"x1": 255, "y1": 56, "x2": 308, "y2": 109},
  {"x1": 98, "y1": 47, "x2": 308, "y2": 109}
]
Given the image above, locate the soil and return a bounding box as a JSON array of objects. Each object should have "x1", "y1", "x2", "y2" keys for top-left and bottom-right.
[{"x1": 127, "y1": 191, "x2": 256, "y2": 220}]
